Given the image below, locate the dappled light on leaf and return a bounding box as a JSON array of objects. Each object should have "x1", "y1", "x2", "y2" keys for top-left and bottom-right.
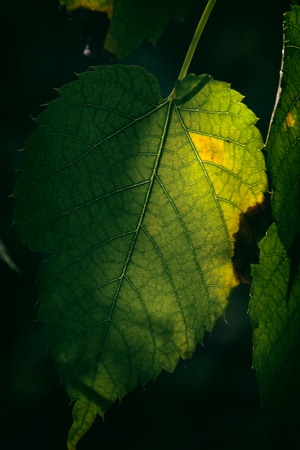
[{"x1": 13, "y1": 65, "x2": 267, "y2": 448}]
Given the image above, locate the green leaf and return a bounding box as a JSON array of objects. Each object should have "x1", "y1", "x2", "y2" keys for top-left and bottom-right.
[
  {"x1": 266, "y1": 5, "x2": 300, "y2": 254},
  {"x1": 60, "y1": 0, "x2": 194, "y2": 59},
  {"x1": 13, "y1": 65, "x2": 267, "y2": 448},
  {"x1": 249, "y1": 223, "x2": 300, "y2": 442}
]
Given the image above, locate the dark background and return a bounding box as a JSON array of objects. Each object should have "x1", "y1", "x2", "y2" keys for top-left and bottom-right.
[{"x1": 0, "y1": 1, "x2": 293, "y2": 449}]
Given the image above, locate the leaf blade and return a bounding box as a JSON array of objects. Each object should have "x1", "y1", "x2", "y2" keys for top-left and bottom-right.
[
  {"x1": 13, "y1": 66, "x2": 267, "y2": 447},
  {"x1": 249, "y1": 223, "x2": 300, "y2": 443},
  {"x1": 266, "y1": 5, "x2": 300, "y2": 254}
]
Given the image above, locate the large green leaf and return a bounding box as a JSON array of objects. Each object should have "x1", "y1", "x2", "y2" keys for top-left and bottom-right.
[
  {"x1": 248, "y1": 8, "x2": 300, "y2": 442},
  {"x1": 60, "y1": 0, "x2": 194, "y2": 59},
  {"x1": 266, "y1": 5, "x2": 300, "y2": 254},
  {"x1": 249, "y1": 223, "x2": 300, "y2": 444},
  {"x1": 13, "y1": 65, "x2": 267, "y2": 448}
]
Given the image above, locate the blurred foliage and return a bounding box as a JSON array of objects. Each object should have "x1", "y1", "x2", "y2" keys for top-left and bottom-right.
[{"x1": 60, "y1": 0, "x2": 194, "y2": 58}]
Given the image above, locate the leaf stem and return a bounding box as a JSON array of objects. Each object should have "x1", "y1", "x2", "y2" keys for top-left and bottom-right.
[{"x1": 177, "y1": 0, "x2": 217, "y2": 81}]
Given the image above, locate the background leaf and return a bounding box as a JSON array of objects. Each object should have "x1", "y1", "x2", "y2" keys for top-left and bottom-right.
[
  {"x1": 248, "y1": 7, "x2": 300, "y2": 445},
  {"x1": 249, "y1": 223, "x2": 300, "y2": 446},
  {"x1": 266, "y1": 5, "x2": 300, "y2": 254},
  {"x1": 61, "y1": 0, "x2": 113, "y2": 17},
  {"x1": 13, "y1": 65, "x2": 267, "y2": 448},
  {"x1": 60, "y1": 0, "x2": 194, "y2": 58}
]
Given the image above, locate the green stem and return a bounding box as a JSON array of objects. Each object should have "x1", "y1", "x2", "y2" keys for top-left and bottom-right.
[{"x1": 177, "y1": 0, "x2": 217, "y2": 81}]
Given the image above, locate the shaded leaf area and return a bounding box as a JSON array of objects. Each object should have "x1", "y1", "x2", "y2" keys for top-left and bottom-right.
[
  {"x1": 266, "y1": 5, "x2": 300, "y2": 255},
  {"x1": 249, "y1": 223, "x2": 300, "y2": 447},
  {"x1": 60, "y1": 0, "x2": 194, "y2": 58},
  {"x1": 13, "y1": 65, "x2": 267, "y2": 448}
]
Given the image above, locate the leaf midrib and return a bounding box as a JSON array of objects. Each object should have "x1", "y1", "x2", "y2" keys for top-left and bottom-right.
[{"x1": 94, "y1": 98, "x2": 173, "y2": 366}]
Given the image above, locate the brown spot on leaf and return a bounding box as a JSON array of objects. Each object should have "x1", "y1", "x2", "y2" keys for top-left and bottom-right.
[{"x1": 232, "y1": 199, "x2": 269, "y2": 284}]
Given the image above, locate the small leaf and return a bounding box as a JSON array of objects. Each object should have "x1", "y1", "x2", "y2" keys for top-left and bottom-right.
[
  {"x1": 249, "y1": 223, "x2": 300, "y2": 443},
  {"x1": 266, "y1": 5, "x2": 300, "y2": 254},
  {"x1": 60, "y1": 0, "x2": 194, "y2": 59},
  {"x1": 13, "y1": 65, "x2": 267, "y2": 447}
]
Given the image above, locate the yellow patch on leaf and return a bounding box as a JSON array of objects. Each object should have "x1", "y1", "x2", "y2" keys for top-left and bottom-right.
[
  {"x1": 189, "y1": 132, "x2": 225, "y2": 165},
  {"x1": 283, "y1": 112, "x2": 296, "y2": 130}
]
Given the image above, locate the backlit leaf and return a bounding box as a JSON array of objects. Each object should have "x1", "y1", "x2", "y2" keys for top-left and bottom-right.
[
  {"x1": 248, "y1": 8, "x2": 300, "y2": 444},
  {"x1": 266, "y1": 5, "x2": 300, "y2": 254},
  {"x1": 60, "y1": 0, "x2": 194, "y2": 58},
  {"x1": 249, "y1": 223, "x2": 300, "y2": 443},
  {"x1": 13, "y1": 65, "x2": 267, "y2": 448}
]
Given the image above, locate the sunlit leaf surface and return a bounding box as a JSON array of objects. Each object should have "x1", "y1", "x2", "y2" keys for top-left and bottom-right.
[{"x1": 13, "y1": 65, "x2": 267, "y2": 448}]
